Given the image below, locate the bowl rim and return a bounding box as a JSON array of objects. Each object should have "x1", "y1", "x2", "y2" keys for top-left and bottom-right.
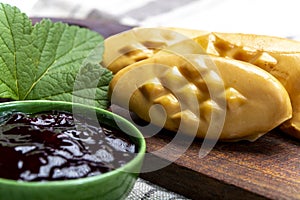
[{"x1": 0, "y1": 100, "x2": 146, "y2": 187}]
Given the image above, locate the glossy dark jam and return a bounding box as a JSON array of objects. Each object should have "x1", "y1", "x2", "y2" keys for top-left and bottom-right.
[{"x1": 0, "y1": 111, "x2": 136, "y2": 181}]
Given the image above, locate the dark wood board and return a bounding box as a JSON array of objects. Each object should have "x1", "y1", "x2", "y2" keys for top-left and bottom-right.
[
  {"x1": 112, "y1": 105, "x2": 300, "y2": 200},
  {"x1": 32, "y1": 18, "x2": 300, "y2": 200},
  {"x1": 31, "y1": 17, "x2": 132, "y2": 38},
  {"x1": 140, "y1": 128, "x2": 300, "y2": 200}
]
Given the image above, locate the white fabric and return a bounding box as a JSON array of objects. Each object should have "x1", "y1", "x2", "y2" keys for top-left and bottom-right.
[{"x1": 4, "y1": 0, "x2": 300, "y2": 39}]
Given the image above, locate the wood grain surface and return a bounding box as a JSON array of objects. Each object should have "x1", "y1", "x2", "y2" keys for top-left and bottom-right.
[
  {"x1": 112, "y1": 105, "x2": 300, "y2": 200},
  {"x1": 32, "y1": 18, "x2": 300, "y2": 200},
  {"x1": 141, "y1": 128, "x2": 300, "y2": 200}
]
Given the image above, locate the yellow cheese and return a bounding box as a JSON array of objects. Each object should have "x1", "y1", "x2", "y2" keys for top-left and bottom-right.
[{"x1": 109, "y1": 54, "x2": 292, "y2": 141}]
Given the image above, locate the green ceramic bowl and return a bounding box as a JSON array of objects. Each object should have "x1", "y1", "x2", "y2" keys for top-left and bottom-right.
[{"x1": 0, "y1": 100, "x2": 146, "y2": 200}]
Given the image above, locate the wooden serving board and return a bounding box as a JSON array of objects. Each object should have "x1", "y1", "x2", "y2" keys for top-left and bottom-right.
[
  {"x1": 33, "y1": 18, "x2": 300, "y2": 200},
  {"x1": 141, "y1": 127, "x2": 300, "y2": 200},
  {"x1": 112, "y1": 105, "x2": 300, "y2": 200}
]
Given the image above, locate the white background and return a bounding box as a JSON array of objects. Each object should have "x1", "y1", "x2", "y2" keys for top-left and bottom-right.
[{"x1": 2, "y1": 0, "x2": 300, "y2": 39}]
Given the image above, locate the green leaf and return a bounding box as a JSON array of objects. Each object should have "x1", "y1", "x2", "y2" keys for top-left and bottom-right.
[
  {"x1": 0, "y1": 3, "x2": 112, "y2": 109},
  {"x1": 72, "y1": 62, "x2": 113, "y2": 107},
  {"x1": 0, "y1": 3, "x2": 32, "y2": 99}
]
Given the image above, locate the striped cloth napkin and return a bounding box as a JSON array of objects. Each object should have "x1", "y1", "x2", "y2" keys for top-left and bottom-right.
[{"x1": 7, "y1": 0, "x2": 300, "y2": 39}]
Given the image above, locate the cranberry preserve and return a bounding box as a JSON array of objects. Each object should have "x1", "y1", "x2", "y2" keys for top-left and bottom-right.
[{"x1": 0, "y1": 111, "x2": 136, "y2": 181}]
